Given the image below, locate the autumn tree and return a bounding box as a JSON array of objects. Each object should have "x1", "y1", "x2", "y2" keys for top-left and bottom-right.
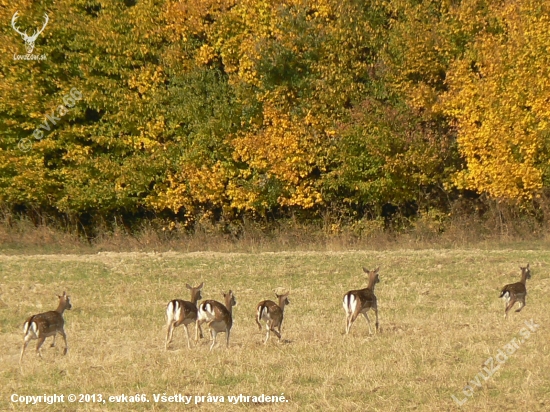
[{"x1": 443, "y1": 0, "x2": 550, "y2": 201}]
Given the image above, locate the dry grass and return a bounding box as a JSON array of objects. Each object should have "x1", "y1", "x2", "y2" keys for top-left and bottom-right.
[
  {"x1": 3, "y1": 209, "x2": 550, "y2": 256},
  {"x1": 1, "y1": 249, "x2": 549, "y2": 411}
]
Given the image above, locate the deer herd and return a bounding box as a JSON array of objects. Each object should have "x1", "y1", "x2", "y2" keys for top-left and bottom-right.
[{"x1": 18, "y1": 264, "x2": 533, "y2": 365}]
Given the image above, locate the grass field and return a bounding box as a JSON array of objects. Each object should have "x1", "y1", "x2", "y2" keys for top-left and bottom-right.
[{"x1": 1, "y1": 248, "x2": 549, "y2": 411}]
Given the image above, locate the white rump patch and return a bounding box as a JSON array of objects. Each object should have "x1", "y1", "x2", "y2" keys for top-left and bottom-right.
[
  {"x1": 343, "y1": 294, "x2": 357, "y2": 315},
  {"x1": 166, "y1": 301, "x2": 180, "y2": 323},
  {"x1": 259, "y1": 306, "x2": 270, "y2": 322},
  {"x1": 174, "y1": 301, "x2": 182, "y2": 321},
  {"x1": 23, "y1": 321, "x2": 39, "y2": 339},
  {"x1": 198, "y1": 303, "x2": 215, "y2": 322}
]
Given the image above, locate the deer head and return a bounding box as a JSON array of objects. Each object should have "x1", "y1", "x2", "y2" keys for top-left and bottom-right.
[{"x1": 12, "y1": 11, "x2": 49, "y2": 54}]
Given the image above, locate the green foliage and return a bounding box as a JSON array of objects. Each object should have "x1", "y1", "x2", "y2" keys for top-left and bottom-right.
[{"x1": 1, "y1": 0, "x2": 548, "y2": 231}]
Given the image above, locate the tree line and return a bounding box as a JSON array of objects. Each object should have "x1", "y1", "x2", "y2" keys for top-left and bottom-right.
[{"x1": 1, "y1": 0, "x2": 549, "y2": 232}]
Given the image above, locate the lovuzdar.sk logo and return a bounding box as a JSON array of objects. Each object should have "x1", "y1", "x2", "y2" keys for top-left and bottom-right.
[{"x1": 12, "y1": 11, "x2": 49, "y2": 61}]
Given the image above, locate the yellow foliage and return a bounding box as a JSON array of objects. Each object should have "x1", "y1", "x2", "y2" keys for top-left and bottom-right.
[
  {"x1": 231, "y1": 103, "x2": 324, "y2": 209},
  {"x1": 148, "y1": 161, "x2": 230, "y2": 214},
  {"x1": 442, "y1": 0, "x2": 550, "y2": 200}
]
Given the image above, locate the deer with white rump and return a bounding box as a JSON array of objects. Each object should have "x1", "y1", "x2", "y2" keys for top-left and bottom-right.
[
  {"x1": 20, "y1": 291, "x2": 72, "y2": 365},
  {"x1": 500, "y1": 264, "x2": 532, "y2": 319},
  {"x1": 165, "y1": 283, "x2": 204, "y2": 349},
  {"x1": 343, "y1": 267, "x2": 380, "y2": 335},
  {"x1": 196, "y1": 290, "x2": 237, "y2": 351},
  {"x1": 255, "y1": 291, "x2": 290, "y2": 344}
]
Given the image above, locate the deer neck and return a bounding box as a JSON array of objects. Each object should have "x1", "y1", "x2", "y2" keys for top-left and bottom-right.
[
  {"x1": 278, "y1": 296, "x2": 287, "y2": 313},
  {"x1": 55, "y1": 301, "x2": 67, "y2": 314},
  {"x1": 191, "y1": 291, "x2": 200, "y2": 305},
  {"x1": 367, "y1": 277, "x2": 377, "y2": 291},
  {"x1": 520, "y1": 271, "x2": 529, "y2": 285},
  {"x1": 225, "y1": 298, "x2": 233, "y2": 316}
]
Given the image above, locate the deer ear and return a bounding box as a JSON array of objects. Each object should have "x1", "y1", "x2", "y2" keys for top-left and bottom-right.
[
  {"x1": 198, "y1": 282, "x2": 204, "y2": 289},
  {"x1": 363, "y1": 267, "x2": 369, "y2": 273},
  {"x1": 374, "y1": 267, "x2": 380, "y2": 273},
  {"x1": 186, "y1": 284, "x2": 192, "y2": 290},
  {"x1": 526, "y1": 263, "x2": 530, "y2": 269}
]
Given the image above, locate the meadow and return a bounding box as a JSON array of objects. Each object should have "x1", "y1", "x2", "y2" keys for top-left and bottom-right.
[{"x1": 0, "y1": 248, "x2": 549, "y2": 411}]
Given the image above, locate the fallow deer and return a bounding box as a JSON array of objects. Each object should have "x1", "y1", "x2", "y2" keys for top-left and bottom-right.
[
  {"x1": 196, "y1": 290, "x2": 236, "y2": 351},
  {"x1": 165, "y1": 282, "x2": 204, "y2": 350},
  {"x1": 255, "y1": 292, "x2": 290, "y2": 344},
  {"x1": 20, "y1": 291, "x2": 72, "y2": 364},
  {"x1": 500, "y1": 264, "x2": 531, "y2": 319},
  {"x1": 343, "y1": 267, "x2": 380, "y2": 335}
]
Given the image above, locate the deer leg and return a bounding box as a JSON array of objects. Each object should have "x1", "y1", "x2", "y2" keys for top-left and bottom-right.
[
  {"x1": 344, "y1": 305, "x2": 354, "y2": 334},
  {"x1": 505, "y1": 298, "x2": 517, "y2": 319},
  {"x1": 184, "y1": 324, "x2": 192, "y2": 349},
  {"x1": 347, "y1": 310, "x2": 360, "y2": 334},
  {"x1": 226, "y1": 327, "x2": 231, "y2": 348},
  {"x1": 165, "y1": 322, "x2": 175, "y2": 350},
  {"x1": 50, "y1": 334, "x2": 57, "y2": 348},
  {"x1": 362, "y1": 312, "x2": 373, "y2": 334},
  {"x1": 264, "y1": 323, "x2": 270, "y2": 344},
  {"x1": 346, "y1": 313, "x2": 354, "y2": 335},
  {"x1": 515, "y1": 298, "x2": 526, "y2": 312},
  {"x1": 209, "y1": 329, "x2": 217, "y2": 352},
  {"x1": 20, "y1": 337, "x2": 31, "y2": 364},
  {"x1": 35, "y1": 337, "x2": 46, "y2": 358},
  {"x1": 194, "y1": 320, "x2": 204, "y2": 343},
  {"x1": 194, "y1": 320, "x2": 202, "y2": 344},
  {"x1": 271, "y1": 325, "x2": 282, "y2": 341},
  {"x1": 206, "y1": 320, "x2": 216, "y2": 342},
  {"x1": 255, "y1": 315, "x2": 263, "y2": 331},
  {"x1": 373, "y1": 306, "x2": 379, "y2": 334},
  {"x1": 59, "y1": 330, "x2": 68, "y2": 355}
]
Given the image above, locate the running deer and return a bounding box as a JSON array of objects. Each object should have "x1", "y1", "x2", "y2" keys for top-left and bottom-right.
[
  {"x1": 500, "y1": 264, "x2": 531, "y2": 319},
  {"x1": 165, "y1": 282, "x2": 204, "y2": 350},
  {"x1": 196, "y1": 290, "x2": 237, "y2": 351},
  {"x1": 255, "y1": 291, "x2": 290, "y2": 344},
  {"x1": 343, "y1": 267, "x2": 380, "y2": 335},
  {"x1": 20, "y1": 292, "x2": 72, "y2": 364}
]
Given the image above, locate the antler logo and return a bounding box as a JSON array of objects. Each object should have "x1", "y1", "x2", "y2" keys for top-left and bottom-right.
[{"x1": 11, "y1": 11, "x2": 49, "y2": 54}]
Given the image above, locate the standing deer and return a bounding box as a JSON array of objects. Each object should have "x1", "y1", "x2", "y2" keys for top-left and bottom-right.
[
  {"x1": 500, "y1": 264, "x2": 532, "y2": 319},
  {"x1": 343, "y1": 267, "x2": 380, "y2": 335},
  {"x1": 196, "y1": 291, "x2": 236, "y2": 351},
  {"x1": 165, "y1": 283, "x2": 204, "y2": 350},
  {"x1": 11, "y1": 11, "x2": 49, "y2": 54},
  {"x1": 255, "y1": 292, "x2": 290, "y2": 344},
  {"x1": 20, "y1": 292, "x2": 72, "y2": 364}
]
